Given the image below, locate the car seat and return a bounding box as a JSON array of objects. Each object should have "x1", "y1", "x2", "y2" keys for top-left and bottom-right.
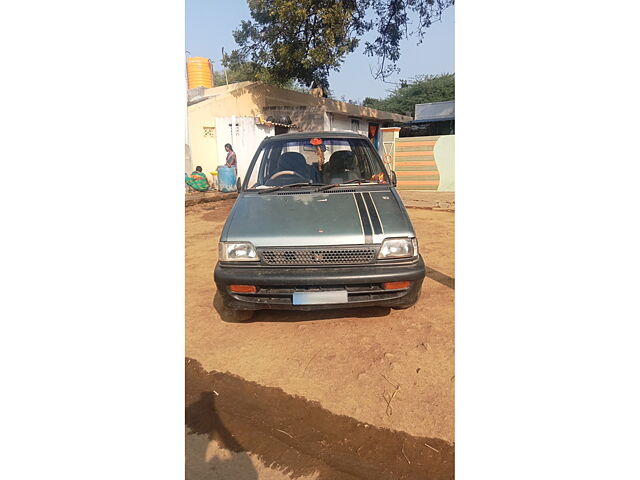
[
  {"x1": 277, "y1": 152, "x2": 310, "y2": 179},
  {"x1": 323, "y1": 150, "x2": 360, "y2": 184}
]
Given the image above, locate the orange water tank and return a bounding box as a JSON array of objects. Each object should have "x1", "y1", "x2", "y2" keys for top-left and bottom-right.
[{"x1": 186, "y1": 57, "x2": 214, "y2": 89}]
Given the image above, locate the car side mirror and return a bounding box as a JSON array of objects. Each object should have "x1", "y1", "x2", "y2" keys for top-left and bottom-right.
[
  {"x1": 236, "y1": 177, "x2": 242, "y2": 193},
  {"x1": 390, "y1": 170, "x2": 397, "y2": 187}
]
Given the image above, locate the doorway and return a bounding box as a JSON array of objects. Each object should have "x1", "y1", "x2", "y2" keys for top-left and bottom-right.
[{"x1": 368, "y1": 123, "x2": 379, "y2": 149}]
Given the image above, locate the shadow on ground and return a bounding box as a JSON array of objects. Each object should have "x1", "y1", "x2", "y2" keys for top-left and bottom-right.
[
  {"x1": 186, "y1": 391, "x2": 258, "y2": 479},
  {"x1": 186, "y1": 358, "x2": 454, "y2": 480},
  {"x1": 250, "y1": 306, "x2": 391, "y2": 323},
  {"x1": 425, "y1": 266, "x2": 455, "y2": 290}
]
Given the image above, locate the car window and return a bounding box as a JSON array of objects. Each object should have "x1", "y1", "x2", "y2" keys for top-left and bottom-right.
[{"x1": 246, "y1": 137, "x2": 389, "y2": 188}]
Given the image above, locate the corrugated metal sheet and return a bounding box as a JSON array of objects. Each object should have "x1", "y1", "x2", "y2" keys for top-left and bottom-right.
[{"x1": 414, "y1": 101, "x2": 455, "y2": 121}]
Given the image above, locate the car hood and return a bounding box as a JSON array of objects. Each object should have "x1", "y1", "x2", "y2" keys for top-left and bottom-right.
[{"x1": 223, "y1": 190, "x2": 415, "y2": 247}]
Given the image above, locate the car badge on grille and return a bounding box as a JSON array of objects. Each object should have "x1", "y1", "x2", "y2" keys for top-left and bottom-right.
[{"x1": 313, "y1": 253, "x2": 324, "y2": 261}]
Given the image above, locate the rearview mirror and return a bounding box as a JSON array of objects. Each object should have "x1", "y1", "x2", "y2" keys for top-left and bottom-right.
[
  {"x1": 390, "y1": 170, "x2": 397, "y2": 187},
  {"x1": 236, "y1": 177, "x2": 242, "y2": 193}
]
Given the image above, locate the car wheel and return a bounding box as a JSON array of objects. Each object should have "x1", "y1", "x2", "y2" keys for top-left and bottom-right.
[
  {"x1": 213, "y1": 292, "x2": 254, "y2": 323},
  {"x1": 222, "y1": 309, "x2": 254, "y2": 323},
  {"x1": 392, "y1": 304, "x2": 412, "y2": 310},
  {"x1": 391, "y1": 287, "x2": 422, "y2": 310}
]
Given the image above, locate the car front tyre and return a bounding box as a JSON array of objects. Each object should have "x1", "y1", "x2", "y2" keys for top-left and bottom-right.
[
  {"x1": 391, "y1": 285, "x2": 423, "y2": 310},
  {"x1": 213, "y1": 292, "x2": 254, "y2": 323}
]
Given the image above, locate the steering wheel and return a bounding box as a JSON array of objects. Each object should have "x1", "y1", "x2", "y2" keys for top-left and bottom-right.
[{"x1": 267, "y1": 170, "x2": 308, "y2": 181}]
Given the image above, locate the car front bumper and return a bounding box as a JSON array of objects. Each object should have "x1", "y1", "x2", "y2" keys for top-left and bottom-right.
[{"x1": 214, "y1": 255, "x2": 426, "y2": 311}]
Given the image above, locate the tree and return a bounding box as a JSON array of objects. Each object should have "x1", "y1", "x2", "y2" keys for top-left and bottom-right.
[
  {"x1": 228, "y1": 0, "x2": 454, "y2": 89},
  {"x1": 213, "y1": 53, "x2": 310, "y2": 93},
  {"x1": 212, "y1": 58, "x2": 259, "y2": 86},
  {"x1": 217, "y1": 49, "x2": 292, "y2": 87},
  {"x1": 363, "y1": 73, "x2": 454, "y2": 116}
]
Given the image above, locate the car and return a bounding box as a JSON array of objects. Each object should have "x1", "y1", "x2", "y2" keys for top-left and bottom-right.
[{"x1": 213, "y1": 131, "x2": 426, "y2": 322}]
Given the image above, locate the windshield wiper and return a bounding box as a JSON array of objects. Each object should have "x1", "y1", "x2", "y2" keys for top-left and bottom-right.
[
  {"x1": 317, "y1": 179, "x2": 377, "y2": 192},
  {"x1": 316, "y1": 183, "x2": 340, "y2": 192},
  {"x1": 257, "y1": 182, "x2": 324, "y2": 194},
  {"x1": 341, "y1": 178, "x2": 374, "y2": 185}
]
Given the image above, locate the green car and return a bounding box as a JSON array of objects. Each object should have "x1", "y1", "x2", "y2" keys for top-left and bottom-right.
[{"x1": 214, "y1": 131, "x2": 425, "y2": 320}]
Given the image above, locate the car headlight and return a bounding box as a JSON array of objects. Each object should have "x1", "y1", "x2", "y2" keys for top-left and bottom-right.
[
  {"x1": 378, "y1": 237, "x2": 418, "y2": 259},
  {"x1": 219, "y1": 242, "x2": 259, "y2": 262}
]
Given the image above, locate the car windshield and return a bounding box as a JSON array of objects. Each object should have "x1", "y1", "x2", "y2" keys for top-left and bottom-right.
[{"x1": 244, "y1": 136, "x2": 390, "y2": 189}]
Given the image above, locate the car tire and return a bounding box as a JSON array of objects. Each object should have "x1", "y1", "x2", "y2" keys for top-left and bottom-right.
[
  {"x1": 392, "y1": 305, "x2": 412, "y2": 310},
  {"x1": 223, "y1": 309, "x2": 254, "y2": 323},
  {"x1": 213, "y1": 292, "x2": 254, "y2": 323},
  {"x1": 392, "y1": 286, "x2": 422, "y2": 310}
]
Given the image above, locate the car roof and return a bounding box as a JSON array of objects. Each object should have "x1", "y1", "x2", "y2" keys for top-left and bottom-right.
[{"x1": 262, "y1": 131, "x2": 369, "y2": 142}]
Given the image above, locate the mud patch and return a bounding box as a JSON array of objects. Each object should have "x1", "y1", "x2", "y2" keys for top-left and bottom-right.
[{"x1": 186, "y1": 358, "x2": 453, "y2": 480}]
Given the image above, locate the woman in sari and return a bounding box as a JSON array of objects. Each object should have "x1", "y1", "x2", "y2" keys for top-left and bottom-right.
[
  {"x1": 185, "y1": 166, "x2": 210, "y2": 192},
  {"x1": 224, "y1": 144, "x2": 237, "y2": 167}
]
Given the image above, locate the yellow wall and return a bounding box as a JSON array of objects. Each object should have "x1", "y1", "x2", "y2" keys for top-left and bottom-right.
[
  {"x1": 187, "y1": 84, "x2": 265, "y2": 178},
  {"x1": 186, "y1": 82, "x2": 413, "y2": 181},
  {"x1": 187, "y1": 105, "x2": 220, "y2": 179}
]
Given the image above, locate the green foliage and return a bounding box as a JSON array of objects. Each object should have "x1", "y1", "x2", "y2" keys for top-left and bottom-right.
[
  {"x1": 213, "y1": 55, "x2": 312, "y2": 94},
  {"x1": 212, "y1": 63, "x2": 258, "y2": 86},
  {"x1": 217, "y1": 50, "x2": 288, "y2": 86},
  {"x1": 229, "y1": 0, "x2": 454, "y2": 88},
  {"x1": 362, "y1": 73, "x2": 454, "y2": 116},
  {"x1": 229, "y1": 0, "x2": 364, "y2": 89}
]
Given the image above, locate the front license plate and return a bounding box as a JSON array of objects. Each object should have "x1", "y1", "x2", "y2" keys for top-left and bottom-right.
[{"x1": 292, "y1": 290, "x2": 348, "y2": 305}]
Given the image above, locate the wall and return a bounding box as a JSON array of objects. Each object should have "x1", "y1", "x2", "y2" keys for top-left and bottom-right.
[
  {"x1": 215, "y1": 116, "x2": 273, "y2": 183},
  {"x1": 393, "y1": 135, "x2": 455, "y2": 191},
  {"x1": 186, "y1": 81, "x2": 412, "y2": 182},
  {"x1": 187, "y1": 84, "x2": 264, "y2": 182},
  {"x1": 328, "y1": 113, "x2": 370, "y2": 136},
  {"x1": 379, "y1": 128, "x2": 400, "y2": 173},
  {"x1": 185, "y1": 144, "x2": 192, "y2": 173},
  {"x1": 187, "y1": 102, "x2": 220, "y2": 179},
  {"x1": 262, "y1": 105, "x2": 325, "y2": 131},
  {"x1": 253, "y1": 83, "x2": 412, "y2": 124},
  {"x1": 433, "y1": 135, "x2": 455, "y2": 191}
]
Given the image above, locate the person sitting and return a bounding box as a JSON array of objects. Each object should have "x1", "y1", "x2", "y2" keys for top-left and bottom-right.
[{"x1": 185, "y1": 166, "x2": 210, "y2": 192}]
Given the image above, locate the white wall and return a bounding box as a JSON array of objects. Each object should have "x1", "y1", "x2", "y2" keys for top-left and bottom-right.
[
  {"x1": 215, "y1": 116, "x2": 274, "y2": 182},
  {"x1": 329, "y1": 113, "x2": 370, "y2": 136}
]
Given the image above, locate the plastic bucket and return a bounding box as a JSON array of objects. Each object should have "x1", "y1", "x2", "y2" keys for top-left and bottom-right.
[{"x1": 217, "y1": 166, "x2": 237, "y2": 193}]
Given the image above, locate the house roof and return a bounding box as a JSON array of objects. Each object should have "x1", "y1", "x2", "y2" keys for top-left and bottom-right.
[
  {"x1": 189, "y1": 81, "x2": 412, "y2": 123},
  {"x1": 414, "y1": 100, "x2": 455, "y2": 122},
  {"x1": 261, "y1": 131, "x2": 369, "y2": 142},
  {"x1": 407, "y1": 116, "x2": 455, "y2": 124}
]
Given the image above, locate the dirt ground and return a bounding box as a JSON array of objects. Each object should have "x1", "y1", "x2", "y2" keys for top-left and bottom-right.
[{"x1": 186, "y1": 198, "x2": 454, "y2": 479}]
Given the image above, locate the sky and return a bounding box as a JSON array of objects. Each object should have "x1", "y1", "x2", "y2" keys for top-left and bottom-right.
[{"x1": 185, "y1": 0, "x2": 454, "y2": 102}]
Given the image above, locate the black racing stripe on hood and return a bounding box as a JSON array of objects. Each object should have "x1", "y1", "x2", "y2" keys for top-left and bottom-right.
[
  {"x1": 354, "y1": 193, "x2": 373, "y2": 243},
  {"x1": 363, "y1": 192, "x2": 383, "y2": 235}
]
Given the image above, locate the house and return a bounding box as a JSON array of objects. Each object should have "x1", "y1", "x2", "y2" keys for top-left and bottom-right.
[
  {"x1": 400, "y1": 100, "x2": 455, "y2": 137},
  {"x1": 377, "y1": 100, "x2": 455, "y2": 191},
  {"x1": 186, "y1": 81, "x2": 412, "y2": 183}
]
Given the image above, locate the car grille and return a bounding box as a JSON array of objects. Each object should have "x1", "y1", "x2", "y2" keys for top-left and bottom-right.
[{"x1": 260, "y1": 247, "x2": 377, "y2": 266}]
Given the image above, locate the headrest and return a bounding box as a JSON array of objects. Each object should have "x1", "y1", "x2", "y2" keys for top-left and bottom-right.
[
  {"x1": 327, "y1": 150, "x2": 354, "y2": 170},
  {"x1": 278, "y1": 152, "x2": 307, "y2": 171}
]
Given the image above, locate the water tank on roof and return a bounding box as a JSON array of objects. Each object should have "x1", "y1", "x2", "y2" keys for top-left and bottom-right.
[{"x1": 186, "y1": 57, "x2": 214, "y2": 89}]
